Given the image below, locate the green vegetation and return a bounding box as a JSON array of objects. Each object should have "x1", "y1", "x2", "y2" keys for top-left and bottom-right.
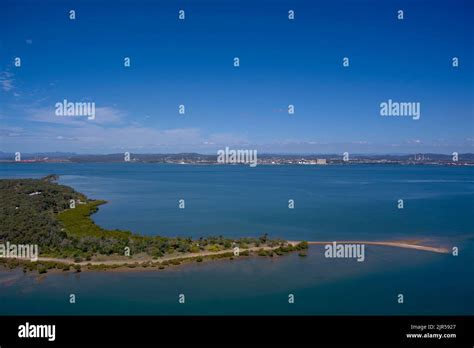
[
  {"x1": 0, "y1": 175, "x2": 84, "y2": 254},
  {"x1": 0, "y1": 176, "x2": 308, "y2": 273}
]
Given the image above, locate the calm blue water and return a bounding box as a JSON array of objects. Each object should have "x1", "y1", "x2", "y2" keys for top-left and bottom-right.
[{"x1": 0, "y1": 163, "x2": 473, "y2": 315}]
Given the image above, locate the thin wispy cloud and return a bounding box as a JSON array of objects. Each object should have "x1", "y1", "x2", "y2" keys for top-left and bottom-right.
[
  {"x1": 2, "y1": 104, "x2": 250, "y2": 153},
  {"x1": 0, "y1": 71, "x2": 15, "y2": 92},
  {"x1": 26, "y1": 105, "x2": 125, "y2": 126}
]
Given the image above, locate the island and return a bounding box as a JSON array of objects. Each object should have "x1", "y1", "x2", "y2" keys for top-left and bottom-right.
[
  {"x1": 0, "y1": 175, "x2": 308, "y2": 274},
  {"x1": 0, "y1": 175, "x2": 450, "y2": 275}
]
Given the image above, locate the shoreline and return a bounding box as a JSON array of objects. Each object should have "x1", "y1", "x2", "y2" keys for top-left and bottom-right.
[
  {"x1": 2, "y1": 161, "x2": 473, "y2": 167},
  {"x1": 0, "y1": 176, "x2": 452, "y2": 276},
  {"x1": 0, "y1": 239, "x2": 451, "y2": 275},
  {"x1": 1, "y1": 176, "x2": 309, "y2": 275},
  {"x1": 38, "y1": 239, "x2": 451, "y2": 268}
]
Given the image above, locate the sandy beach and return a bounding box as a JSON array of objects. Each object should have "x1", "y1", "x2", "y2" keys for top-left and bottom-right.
[{"x1": 301, "y1": 240, "x2": 450, "y2": 254}]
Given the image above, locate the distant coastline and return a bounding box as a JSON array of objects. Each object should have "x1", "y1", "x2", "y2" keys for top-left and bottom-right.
[{"x1": 1, "y1": 152, "x2": 473, "y2": 166}]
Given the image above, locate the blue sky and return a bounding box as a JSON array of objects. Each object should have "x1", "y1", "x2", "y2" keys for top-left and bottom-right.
[{"x1": 0, "y1": 0, "x2": 473, "y2": 154}]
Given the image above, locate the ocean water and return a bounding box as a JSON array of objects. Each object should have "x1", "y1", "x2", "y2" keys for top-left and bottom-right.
[{"x1": 0, "y1": 163, "x2": 473, "y2": 315}]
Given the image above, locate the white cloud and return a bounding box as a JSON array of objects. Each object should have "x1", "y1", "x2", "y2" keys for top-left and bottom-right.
[
  {"x1": 26, "y1": 105, "x2": 125, "y2": 126},
  {"x1": 0, "y1": 71, "x2": 15, "y2": 92},
  {"x1": 2, "y1": 105, "x2": 248, "y2": 152},
  {"x1": 208, "y1": 132, "x2": 250, "y2": 145}
]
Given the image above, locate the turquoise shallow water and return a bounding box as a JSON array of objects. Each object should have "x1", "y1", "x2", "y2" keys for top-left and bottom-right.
[{"x1": 0, "y1": 163, "x2": 473, "y2": 315}]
